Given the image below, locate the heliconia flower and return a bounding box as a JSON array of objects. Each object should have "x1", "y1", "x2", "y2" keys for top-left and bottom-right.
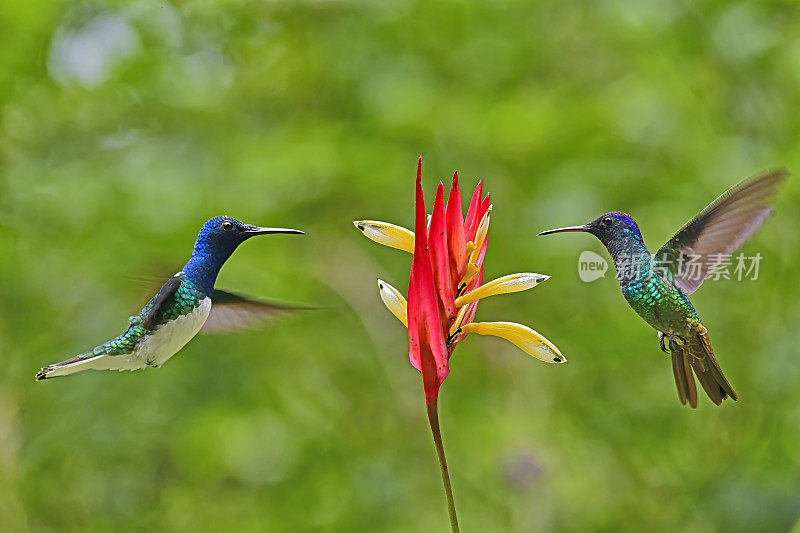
[{"x1": 354, "y1": 158, "x2": 565, "y2": 532}]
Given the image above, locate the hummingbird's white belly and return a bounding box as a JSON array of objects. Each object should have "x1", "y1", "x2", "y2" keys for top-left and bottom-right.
[{"x1": 135, "y1": 297, "x2": 212, "y2": 367}]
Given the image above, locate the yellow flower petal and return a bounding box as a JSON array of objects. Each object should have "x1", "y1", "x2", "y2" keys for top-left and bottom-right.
[
  {"x1": 461, "y1": 262, "x2": 480, "y2": 285},
  {"x1": 449, "y1": 305, "x2": 470, "y2": 336},
  {"x1": 470, "y1": 205, "x2": 491, "y2": 264},
  {"x1": 377, "y1": 279, "x2": 408, "y2": 327},
  {"x1": 455, "y1": 273, "x2": 550, "y2": 307},
  {"x1": 353, "y1": 220, "x2": 414, "y2": 253},
  {"x1": 459, "y1": 207, "x2": 492, "y2": 287},
  {"x1": 460, "y1": 321, "x2": 566, "y2": 363}
]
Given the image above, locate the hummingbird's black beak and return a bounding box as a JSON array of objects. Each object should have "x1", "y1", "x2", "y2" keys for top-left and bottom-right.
[
  {"x1": 246, "y1": 226, "x2": 305, "y2": 236},
  {"x1": 537, "y1": 225, "x2": 590, "y2": 236}
]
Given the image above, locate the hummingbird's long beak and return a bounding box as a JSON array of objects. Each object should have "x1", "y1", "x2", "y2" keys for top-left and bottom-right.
[
  {"x1": 246, "y1": 226, "x2": 305, "y2": 236},
  {"x1": 537, "y1": 225, "x2": 590, "y2": 236}
]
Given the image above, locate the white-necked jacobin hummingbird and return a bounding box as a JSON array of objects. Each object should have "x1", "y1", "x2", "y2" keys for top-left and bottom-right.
[
  {"x1": 538, "y1": 170, "x2": 787, "y2": 407},
  {"x1": 36, "y1": 216, "x2": 304, "y2": 380}
]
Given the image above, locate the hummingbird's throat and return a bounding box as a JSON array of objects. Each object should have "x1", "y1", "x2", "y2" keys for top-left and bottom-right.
[{"x1": 604, "y1": 239, "x2": 652, "y2": 282}]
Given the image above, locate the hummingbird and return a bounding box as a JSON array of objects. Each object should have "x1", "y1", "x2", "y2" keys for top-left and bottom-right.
[
  {"x1": 538, "y1": 170, "x2": 787, "y2": 407},
  {"x1": 36, "y1": 216, "x2": 304, "y2": 380}
]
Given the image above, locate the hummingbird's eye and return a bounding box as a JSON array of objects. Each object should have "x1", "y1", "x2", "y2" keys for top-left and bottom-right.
[
  {"x1": 220, "y1": 220, "x2": 235, "y2": 232},
  {"x1": 602, "y1": 217, "x2": 613, "y2": 226}
]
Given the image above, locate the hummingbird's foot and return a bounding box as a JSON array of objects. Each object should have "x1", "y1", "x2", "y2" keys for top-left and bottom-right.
[
  {"x1": 667, "y1": 334, "x2": 686, "y2": 353},
  {"x1": 661, "y1": 332, "x2": 686, "y2": 354}
]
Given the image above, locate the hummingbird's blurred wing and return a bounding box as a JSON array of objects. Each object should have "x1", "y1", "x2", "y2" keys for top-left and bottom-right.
[
  {"x1": 655, "y1": 169, "x2": 787, "y2": 295},
  {"x1": 201, "y1": 289, "x2": 316, "y2": 334}
]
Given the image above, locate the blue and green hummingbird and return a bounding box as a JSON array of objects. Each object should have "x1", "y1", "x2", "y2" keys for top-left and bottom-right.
[
  {"x1": 538, "y1": 170, "x2": 786, "y2": 407},
  {"x1": 36, "y1": 216, "x2": 304, "y2": 380}
]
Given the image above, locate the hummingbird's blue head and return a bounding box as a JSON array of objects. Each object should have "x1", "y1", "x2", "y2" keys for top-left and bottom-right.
[
  {"x1": 185, "y1": 216, "x2": 304, "y2": 294},
  {"x1": 584, "y1": 212, "x2": 644, "y2": 244}
]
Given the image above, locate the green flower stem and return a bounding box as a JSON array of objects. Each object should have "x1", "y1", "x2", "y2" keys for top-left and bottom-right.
[{"x1": 426, "y1": 396, "x2": 460, "y2": 533}]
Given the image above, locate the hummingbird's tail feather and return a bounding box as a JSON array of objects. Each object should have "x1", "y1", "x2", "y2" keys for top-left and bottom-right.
[
  {"x1": 692, "y1": 329, "x2": 738, "y2": 402},
  {"x1": 36, "y1": 354, "x2": 102, "y2": 379},
  {"x1": 689, "y1": 357, "x2": 725, "y2": 405},
  {"x1": 668, "y1": 328, "x2": 737, "y2": 407},
  {"x1": 36, "y1": 351, "x2": 140, "y2": 380},
  {"x1": 670, "y1": 346, "x2": 698, "y2": 408}
]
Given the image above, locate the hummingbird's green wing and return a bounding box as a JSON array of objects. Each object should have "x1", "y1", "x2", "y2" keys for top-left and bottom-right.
[
  {"x1": 655, "y1": 169, "x2": 787, "y2": 295},
  {"x1": 140, "y1": 274, "x2": 183, "y2": 329},
  {"x1": 201, "y1": 289, "x2": 317, "y2": 334}
]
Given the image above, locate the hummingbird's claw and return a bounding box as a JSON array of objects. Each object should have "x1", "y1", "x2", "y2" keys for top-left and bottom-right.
[
  {"x1": 667, "y1": 333, "x2": 686, "y2": 354},
  {"x1": 660, "y1": 332, "x2": 686, "y2": 354}
]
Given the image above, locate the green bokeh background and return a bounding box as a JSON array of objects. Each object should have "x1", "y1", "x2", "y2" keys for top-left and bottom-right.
[{"x1": 2, "y1": 1, "x2": 800, "y2": 531}]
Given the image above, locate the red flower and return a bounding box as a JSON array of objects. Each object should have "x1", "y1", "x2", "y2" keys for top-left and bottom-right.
[{"x1": 355, "y1": 158, "x2": 564, "y2": 531}]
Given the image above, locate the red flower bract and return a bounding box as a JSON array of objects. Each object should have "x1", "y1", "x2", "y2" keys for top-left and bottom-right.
[
  {"x1": 407, "y1": 158, "x2": 491, "y2": 399},
  {"x1": 354, "y1": 158, "x2": 563, "y2": 532}
]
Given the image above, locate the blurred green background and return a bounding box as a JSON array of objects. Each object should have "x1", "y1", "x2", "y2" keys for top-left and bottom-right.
[{"x1": 2, "y1": 0, "x2": 800, "y2": 531}]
